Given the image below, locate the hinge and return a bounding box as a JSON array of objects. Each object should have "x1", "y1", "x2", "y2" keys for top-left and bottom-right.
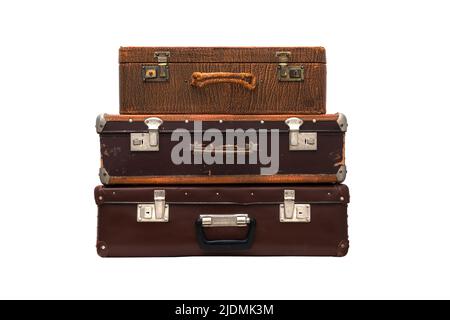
[
  {"x1": 137, "y1": 190, "x2": 169, "y2": 222},
  {"x1": 130, "y1": 117, "x2": 163, "y2": 152},
  {"x1": 199, "y1": 214, "x2": 250, "y2": 227},
  {"x1": 279, "y1": 190, "x2": 311, "y2": 223},
  {"x1": 275, "y1": 51, "x2": 304, "y2": 82},
  {"x1": 142, "y1": 51, "x2": 170, "y2": 82},
  {"x1": 285, "y1": 117, "x2": 317, "y2": 151}
]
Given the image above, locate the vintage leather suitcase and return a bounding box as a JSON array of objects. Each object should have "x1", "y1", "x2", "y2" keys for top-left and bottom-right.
[
  {"x1": 95, "y1": 184, "x2": 350, "y2": 257},
  {"x1": 119, "y1": 47, "x2": 326, "y2": 114},
  {"x1": 96, "y1": 113, "x2": 347, "y2": 185}
]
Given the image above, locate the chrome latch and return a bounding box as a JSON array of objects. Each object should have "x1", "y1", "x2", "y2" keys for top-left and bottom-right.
[
  {"x1": 275, "y1": 51, "x2": 304, "y2": 82},
  {"x1": 142, "y1": 51, "x2": 170, "y2": 82},
  {"x1": 285, "y1": 117, "x2": 317, "y2": 151},
  {"x1": 137, "y1": 190, "x2": 169, "y2": 222},
  {"x1": 199, "y1": 214, "x2": 250, "y2": 227},
  {"x1": 280, "y1": 190, "x2": 311, "y2": 223},
  {"x1": 130, "y1": 117, "x2": 163, "y2": 151}
]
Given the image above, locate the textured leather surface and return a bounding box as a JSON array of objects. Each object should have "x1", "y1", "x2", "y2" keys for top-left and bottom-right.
[{"x1": 119, "y1": 47, "x2": 326, "y2": 114}]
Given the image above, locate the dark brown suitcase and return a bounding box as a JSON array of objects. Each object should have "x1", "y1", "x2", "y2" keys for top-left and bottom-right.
[
  {"x1": 95, "y1": 184, "x2": 349, "y2": 257},
  {"x1": 96, "y1": 113, "x2": 347, "y2": 185},
  {"x1": 119, "y1": 47, "x2": 326, "y2": 114}
]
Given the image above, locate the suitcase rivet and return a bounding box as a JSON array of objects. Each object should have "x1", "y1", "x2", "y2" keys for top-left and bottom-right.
[
  {"x1": 219, "y1": 120, "x2": 223, "y2": 123},
  {"x1": 340, "y1": 196, "x2": 345, "y2": 201},
  {"x1": 129, "y1": 119, "x2": 133, "y2": 123},
  {"x1": 98, "y1": 196, "x2": 103, "y2": 201},
  {"x1": 101, "y1": 245, "x2": 106, "y2": 250},
  {"x1": 216, "y1": 193, "x2": 220, "y2": 196},
  {"x1": 313, "y1": 119, "x2": 317, "y2": 123},
  {"x1": 185, "y1": 120, "x2": 189, "y2": 123},
  {"x1": 327, "y1": 192, "x2": 331, "y2": 196},
  {"x1": 340, "y1": 243, "x2": 346, "y2": 248},
  {"x1": 251, "y1": 192, "x2": 254, "y2": 196},
  {"x1": 184, "y1": 192, "x2": 188, "y2": 196},
  {"x1": 260, "y1": 120, "x2": 265, "y2": 124}
]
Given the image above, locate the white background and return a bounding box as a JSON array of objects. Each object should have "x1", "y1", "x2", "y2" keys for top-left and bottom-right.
[{"x1": 0, "y1": 0, "x2": 449, "y2": 300}]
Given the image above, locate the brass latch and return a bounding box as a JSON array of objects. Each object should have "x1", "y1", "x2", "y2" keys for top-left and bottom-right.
[
  {"x1": 275, "y1": 51, "x2": 304, "y2": 82},
  {"x1": 142, "y1": 51, "x2": 170, "y2": 82},
  {"x1": 279, "y1": 190, "x2": 311, "y2": 223}
]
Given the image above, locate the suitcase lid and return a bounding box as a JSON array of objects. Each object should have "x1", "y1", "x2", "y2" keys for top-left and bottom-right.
[
  {"x1": 119, "y1": 47, "x2": 326, "y2": 63},
  {"x1": 97, "y1": 113, "x2": 347, "y2": 134},
  {"x1": 95, "y1": 185, "x2": 349, "y2": 205}
]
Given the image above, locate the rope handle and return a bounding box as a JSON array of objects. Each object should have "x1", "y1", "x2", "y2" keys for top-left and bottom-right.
[{"x1": 191, "y1": 72, "x2": 257, "y2": 90}]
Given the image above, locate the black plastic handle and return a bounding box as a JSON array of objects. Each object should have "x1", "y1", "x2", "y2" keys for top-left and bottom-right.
[{"x1": 195, "y1": 217, "x2": 256, "y2": 251}]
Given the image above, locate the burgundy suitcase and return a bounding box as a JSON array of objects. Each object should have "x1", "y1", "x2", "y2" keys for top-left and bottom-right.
[
  {"x1": 95, "y1": 184, "x2": 350, "y2": 257},
  {"x1": 96, "y1": 113, "x2": 347, "y2": 185},
  {"x1": 119, "y1": 47, "x2": 326, "y2": 115}
]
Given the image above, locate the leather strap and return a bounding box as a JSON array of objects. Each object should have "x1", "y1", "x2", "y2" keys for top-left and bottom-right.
[{"x1": 191, "y1": 72, "x2": 256, "y2": 90}]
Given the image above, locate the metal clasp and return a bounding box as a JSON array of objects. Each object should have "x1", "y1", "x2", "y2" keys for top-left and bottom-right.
[
  {"x1": 285, "y1": 117, "x2": 317, "y2": 151},
  {"x1": 142, "y1": 51, "x2": 170, "y2": 81},
  {"x1": 137, "y1": 190, "x2": 169, "y2": 222},
  {"x1": 130, "y1": 117, "x2": 163, "y2": 151},
  {"x1": 275, "y1": 51, "x2": 304, "y2": 82},
  {"x1": 280, "y1": 190, "x2": 311, "y2": 223}
]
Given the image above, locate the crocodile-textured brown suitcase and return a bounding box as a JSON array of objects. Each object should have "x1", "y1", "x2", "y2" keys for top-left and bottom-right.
[
  {"x1": 119, "y1": 47, "x2": 326, "y2": 114},
  {"x1": 95, "y1": 184, "x2": 349, "y2": 257},
  {"x1": 96, "y1": 113, "x2": 347, "y2": 185}
]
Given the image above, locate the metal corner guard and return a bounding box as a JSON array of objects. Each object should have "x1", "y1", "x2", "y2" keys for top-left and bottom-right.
[
  {"x1": 99, "y1": 167, "x2": 110, "y2": 185},
  {"x1": 337, "y1": 113, "x2": 348, "y2": 132},
  {"x1": 336, "y1": 165, "x2": 347, "y2": 182},
  {"x1": 96, "y1": 113, "x2": 107, "y2": 133}
]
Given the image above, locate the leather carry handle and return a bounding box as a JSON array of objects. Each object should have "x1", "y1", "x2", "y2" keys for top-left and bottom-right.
[
  {"x1": 195, "y1": 216, "x2": 256, "y2": 251},
  {"x1": 191, "y1": 72, "x2": 257, "y2": 90}
]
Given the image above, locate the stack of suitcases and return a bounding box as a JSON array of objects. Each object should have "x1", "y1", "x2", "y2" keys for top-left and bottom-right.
[{"x1": 95, "y1": 47, "x2": 349, "y2": 257}]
